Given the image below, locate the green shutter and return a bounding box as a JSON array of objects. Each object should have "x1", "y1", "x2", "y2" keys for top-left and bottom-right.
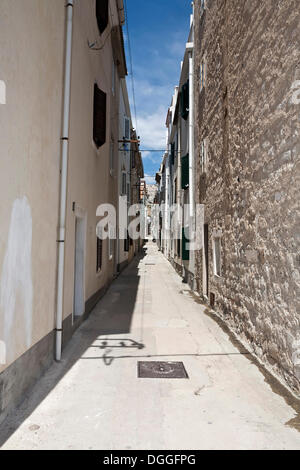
[
  {"x1": 181, "y1": 154, "x2": 189, "y2": 189},
  {"x1": 182, "y1": 228, "x2": 190, "y2": 261},
  {"x1": 180, "y1": 80, "x2": 189, "y2": 120}
]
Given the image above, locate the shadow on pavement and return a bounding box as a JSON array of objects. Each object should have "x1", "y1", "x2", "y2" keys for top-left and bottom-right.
[{"x1": 0, "y1": 246, "x2": 147, "y2": 447}]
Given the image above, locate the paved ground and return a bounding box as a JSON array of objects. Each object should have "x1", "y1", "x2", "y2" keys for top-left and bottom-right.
[{"x1": 1, "y1": 242, "x2": 300, "y2": 450}]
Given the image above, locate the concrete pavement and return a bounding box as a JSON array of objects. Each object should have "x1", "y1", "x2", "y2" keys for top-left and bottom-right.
[{"x1": 1, "y1": 242, "x2": 300, "y2": 450}]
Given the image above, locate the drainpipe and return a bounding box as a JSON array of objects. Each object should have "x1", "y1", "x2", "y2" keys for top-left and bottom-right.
[{"x1": 55, "y1": 0, "x2": 74, "y2": 361}]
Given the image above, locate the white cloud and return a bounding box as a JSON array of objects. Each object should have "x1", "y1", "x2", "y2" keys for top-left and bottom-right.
[
  {"x1": 142, "y1": 151, "x2": 162, "y2": 164},
  {"x1": 169, "y1": 40, "x2": 185, "y2": 58},
  {"x1": 144, "y1": 174, "x2": 156, "y2": 185},
  {"x1": 137, "y1": 106, "x2": 167, "y2": 149}
]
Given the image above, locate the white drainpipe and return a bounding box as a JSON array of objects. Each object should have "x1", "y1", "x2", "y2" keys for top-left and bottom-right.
[{"x1": 55, "y1": 0, "x2": 74, "y2": 361}]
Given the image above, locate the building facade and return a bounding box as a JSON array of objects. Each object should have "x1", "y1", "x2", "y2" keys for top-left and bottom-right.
[
  {"x1": 0, "y1": 0, "x2": 143, "y2": 424},
  {"x1": 193, "y1": 0, "x2": 300, "y2": 392},
  {"x1": 155, "y1": 0, "x2": 300, "y2": 393},
  {"x1": 157, "y1": 13, "x2": 197, "y2": 286}
]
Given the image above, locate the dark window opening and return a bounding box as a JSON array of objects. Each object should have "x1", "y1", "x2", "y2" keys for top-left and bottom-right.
[
  {"x1": 180, "y1": 80, "x2": 189, "y2": 120},
  {"x1": 177, "y1": 239, "x2": 181, "y2": 257},
  {"x1": 170, "y1": 142, "x2": 175, "y2": 165},
  {"x1": 181, "y1": 154, "x2": 189, "y2": 189},
  {"x1": 182, "y1": 227, "x2": 190, "y2": 261},
  {"x1": 96, "y1": 237, "x2": 102, "y2": 272},
  {"x1": 96, "y1": 0, "x2": 109, "y2": 35},
  {"x1": 93, "y1": 83, "x2": 107, "y2": 148},
  {"x1": 124, "y1": 233, "x2": 129, "y2": 252}
]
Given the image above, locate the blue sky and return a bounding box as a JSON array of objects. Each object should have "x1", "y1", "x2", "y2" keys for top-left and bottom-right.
[{"x1": 124, "y1": 0, "x2": 192, "y2": 184}]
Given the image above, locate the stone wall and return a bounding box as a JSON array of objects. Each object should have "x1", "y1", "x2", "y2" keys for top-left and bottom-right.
[{"x1": 194, "y1": 0, "x2": 300, "y2": 392}]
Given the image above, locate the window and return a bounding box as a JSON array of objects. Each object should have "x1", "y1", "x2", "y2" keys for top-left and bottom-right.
[
  {"x1": 200, "y1": 57, "x2": 206, "y2": 91},
  {"x1": 170, "y1": 142, "x2": 175, "y2": 165},
  {"x1": 213, "y1": 237, "x2": 221, "y2": 277},
  {"x1": 200, "y1": 0, "x2": 206, "y2": 15},
  {"x1": 93, "y1": 83, "x2": 107, "y2": 148},
  {"x1": 124, "y1": 116, "x2": 130, "y2": 140},
  {"x1": 96, "y1": 0, "x2": 109, "y2": 35},
  {"x1": 181, "y1": 154, "x2": 189, "y2": 189},
  {"x1": 122, "y1": 172, "x2": 127, "y2": 195},
  {"x1": 200, "y1": 138, "x2": 208, "y2": 173},
  {"x1": 96, "y1": 237, "x2": 102, "y2": 272},
  {"x1": 182, "y1": 227, "x2": 190, "y2": 261},
  {"x1": 124, "y1": 232, "x2": 129, "y2": 252},
  {"x1": 180, "y1": 80, "x2": 189, "y2": 120}
]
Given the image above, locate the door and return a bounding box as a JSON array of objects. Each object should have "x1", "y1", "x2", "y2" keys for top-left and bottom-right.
[
  {"x1": 203, "y1": 223, "x2": 209, "y2": 297},
  {"x1": 73, "y1": 216, "x2": 86, "y2": 318}
]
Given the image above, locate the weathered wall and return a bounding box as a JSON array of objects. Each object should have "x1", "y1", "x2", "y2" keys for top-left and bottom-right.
[
  {"x1": 63, "y1": 0, "x2": 121, "y2": 323},
  {"x1": 0, "y1": 0, "x2": 126, "y2": 422},
  {"x1": 0, "y1": 0, "x2": 64, "y2": 373},
  {"x1": 194, "y1": 0, "x2": 300, "y2": 392}
]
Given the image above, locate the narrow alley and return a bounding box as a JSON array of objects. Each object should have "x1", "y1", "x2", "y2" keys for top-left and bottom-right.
[{"x1": 1, "y1": 242, "x2": 299, "y2": 450}]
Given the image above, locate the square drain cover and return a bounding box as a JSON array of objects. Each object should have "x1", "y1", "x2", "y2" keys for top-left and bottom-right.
[{"x1": 138, "y1": 361, "x2": 189, "y2": 379}]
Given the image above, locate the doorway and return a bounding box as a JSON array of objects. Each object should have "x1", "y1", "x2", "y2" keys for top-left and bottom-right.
[{"x1": 73, "y1": 215, "x2": 86, "y2": 318}]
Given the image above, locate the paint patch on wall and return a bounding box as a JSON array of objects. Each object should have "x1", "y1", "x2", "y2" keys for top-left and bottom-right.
[
  {"x1": 0, "y1": 80, "x2": 6, "y2": 104},
  {"x1": 0, "y1": 197, "x2": 33, "y2": 362}
]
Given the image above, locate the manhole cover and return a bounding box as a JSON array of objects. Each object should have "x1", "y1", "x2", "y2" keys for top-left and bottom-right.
[{"x1": 138, "y1": 361, "x2": 189, "y2": 379}]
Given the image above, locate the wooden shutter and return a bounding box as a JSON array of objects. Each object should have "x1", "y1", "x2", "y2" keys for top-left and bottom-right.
[
  {"x1": 93, "y1": 83, "x2": 106, "y2": 148},
  {"x1": 181, "y1": 154, "x2": 189, "y2": 189},
  {"x1": 96, "y1": 0, "x2": 109, "y2": 34}
]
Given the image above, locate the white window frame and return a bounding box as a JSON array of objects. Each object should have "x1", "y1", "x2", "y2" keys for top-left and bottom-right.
[{"x1": 213, "y1": 236, "x2": 222, "y2": 277}]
